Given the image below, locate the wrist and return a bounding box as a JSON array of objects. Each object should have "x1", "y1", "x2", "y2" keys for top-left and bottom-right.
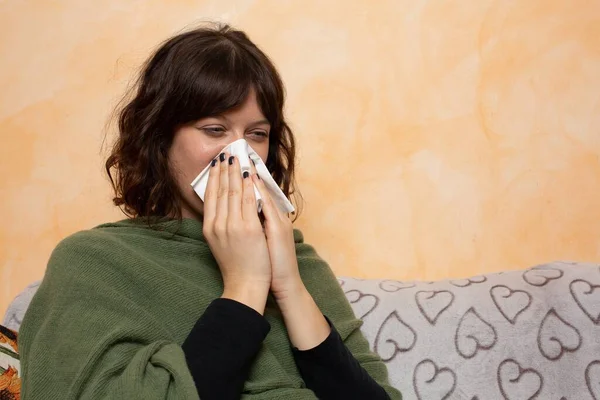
[
  {"x1": 273, "y1": 280, "x2": 310, "y2": 311},
  {"x1": 274, "y1": 284, "x2": 331, "y2": 350},
  {"x1": 272, "y1": 275, "x2": 306, "y2": 303},
  {"x1": 222, "y1": 281, "x2": 270, "y2": 315}
]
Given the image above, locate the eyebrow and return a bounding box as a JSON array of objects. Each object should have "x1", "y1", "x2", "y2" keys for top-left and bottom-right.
[
  {"x1": 209, "y1": 115, "x2": 270, "y2": 129},
  {"x1": 247, "y1": 119, "x2": 270, "y2": 129}
]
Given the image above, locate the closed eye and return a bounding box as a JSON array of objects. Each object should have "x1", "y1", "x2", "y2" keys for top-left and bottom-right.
[
  {"x1": 200, "y1": 126, "x2": 226, "y2": 136},
  {"x1": 246, "y1": 131, "x2": 269, "y2": 143}
]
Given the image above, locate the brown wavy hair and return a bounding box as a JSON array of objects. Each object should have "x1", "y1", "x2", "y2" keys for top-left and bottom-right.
[{"x1": 105, "y1": 24, "x2": 301, "y2": 220}]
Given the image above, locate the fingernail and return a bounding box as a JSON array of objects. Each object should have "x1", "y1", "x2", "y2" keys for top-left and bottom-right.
[
  {"x1": 219, "y1": 153, "x2": 225, "y2": 162},
  {"x1": 211, "y1": 159, "x2": 217, "y2": 167},
  {"x1": 257, "y1": 174, "x2": 261, "y2": 180},
  {"x1": 243, "y1": 171, "x2": 249, "y2": 179},
  {"x1": 228, "y1": 156, "x2": 234, "y2": 165},
  {"x1": 251, "y1": 159, "x2": 256, "y2": 166}
]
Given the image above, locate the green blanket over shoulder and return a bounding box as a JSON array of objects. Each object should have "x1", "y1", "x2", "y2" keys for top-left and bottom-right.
[{"x1": 19, "y1": 218, "x2": 401, "y2": 399}]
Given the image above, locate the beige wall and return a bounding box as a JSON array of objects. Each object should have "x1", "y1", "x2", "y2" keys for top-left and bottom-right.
[{"x1": 1, "y1": 0, "x2": 600, "y2": 314}]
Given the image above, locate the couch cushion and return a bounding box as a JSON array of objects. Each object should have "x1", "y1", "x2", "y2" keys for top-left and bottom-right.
[
  {"x1": 3, "y1": 281, "x2": 40, "y2": 332},
  {"x1": 340, "y1": 262, "x2": 600, "y2": 399}
]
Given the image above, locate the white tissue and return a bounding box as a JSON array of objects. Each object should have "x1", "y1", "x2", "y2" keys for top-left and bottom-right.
[{"x1": 190, "y1": 139, "x2": 295, "y2": 214}]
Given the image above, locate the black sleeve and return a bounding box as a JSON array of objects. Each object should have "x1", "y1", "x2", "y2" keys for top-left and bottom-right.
[
  {"x1": 182, "y1": 298, "x2": 270, "y2": 400},
  {"x1": 292, "y1": 317, "x2": 390, "y2": 400}
]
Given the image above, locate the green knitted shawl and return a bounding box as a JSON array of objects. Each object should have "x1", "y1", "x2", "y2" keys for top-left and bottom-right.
[{"x1": 19, "y1": 218, "x2": 400, "y2": 399}]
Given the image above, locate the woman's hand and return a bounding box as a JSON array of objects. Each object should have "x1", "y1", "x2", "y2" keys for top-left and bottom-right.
[
  {"x1": 203, "y1": 153, "x2": 271, "y2": 314},
  {"x1": 251, "y1": 171, "x2": 331, "y2": 350},
  {"x1": 250, "y1": 171, "x2": 302, "y2": 301}
]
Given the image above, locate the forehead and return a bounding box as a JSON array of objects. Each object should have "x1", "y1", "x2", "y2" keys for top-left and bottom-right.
[{"x1": 220, "y1": 89, "x2": 267, "y2": 122}]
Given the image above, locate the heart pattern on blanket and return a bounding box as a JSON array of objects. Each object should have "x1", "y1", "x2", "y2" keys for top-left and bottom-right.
[
  {"x1": 374, "y1": 310, "x2": 417, "y2": 362},
  {"x1": 586, "y1": 361, "x2": 600, "y2": 400},
  {"x1": 450, "y1": 276, "x2": 487, "y2": 287},
  {"x1": 455, "y1": 307, "x2": 497, "y2": 359},
  {"x1": 537, "y1": 308, "x2": 581, "y2": 361},
  {"x1": 413, "y1": 359, "x2": 456, "y2": 400},
  {"x1": 379, "y1": 280, "x2": 416, "y2": 292},
  {"x1": 490, "y1": 285, "x2": 532, "y2": 324},
  {"x1": 415, "y1": 290, "x2": 454, "y2": 325},
  {"x1": 335, "y1": 263, "x2": 600, "y2": 399},
  {"x1": 570, "y1": 279, "x2": 600, "y2": 324},
  {"x1": 523, "y1": 266, "x2": 563, "y2": 286},
  {"x1": 498, "y1": 359, "x2": 543, "y2": 400},
  {"x1": 345, "y1": 289, "x2": 379, "y2": 319}
]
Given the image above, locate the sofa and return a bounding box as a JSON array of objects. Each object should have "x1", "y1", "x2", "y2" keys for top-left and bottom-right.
[{"x1": 4, "y1": 261, "x2": 600, "y2": 399}]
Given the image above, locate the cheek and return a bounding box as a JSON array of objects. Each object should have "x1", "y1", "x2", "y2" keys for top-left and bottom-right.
[
  {"x1": 185, "y1": 143, "x2": 219, "y2": 170},
  {"x1": 256, "y1": 143, "x2": 270, "y2": 163},
  {"x1": 171, "y1": 137, "x2": 222, "y2": 181}
]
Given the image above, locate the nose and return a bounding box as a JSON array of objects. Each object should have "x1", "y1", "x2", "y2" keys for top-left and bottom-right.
[
  {"x1": 232, "y1": 129, "x2": 245, "y2": 141},
  {"x1": 218, "y1": 131, "x2": 246, "y2": 153}
]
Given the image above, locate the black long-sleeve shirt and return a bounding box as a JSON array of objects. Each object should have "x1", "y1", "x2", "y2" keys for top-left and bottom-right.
[{"x1": 182, "y1": 298, "x2": 391, "y2": 399}]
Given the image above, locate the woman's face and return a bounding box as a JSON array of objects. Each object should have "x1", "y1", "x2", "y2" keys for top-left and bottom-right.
[{"x1": 169, "y1": 89, "x2": 271, "y2": 220}]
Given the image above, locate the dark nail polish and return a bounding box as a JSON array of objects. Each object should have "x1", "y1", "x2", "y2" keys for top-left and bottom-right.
[
  {"x1": 228, "y1": 156, "x2": 234, "y2": 165},
  {"x1": 243, "y1": 171, "x2": 249, "y2": 179},
  {"x1": 251, "y1": 159, "x2": 256, "y2": 166},
  {"x1": 257, "y1": 174, "x2": 261, "y2": 180},
  {"x1": 219, "y1": 153, "x2": 225, "y2": 162},
  {"x1": 211, "y1": 159, "x2": 217, "y2": 167}
]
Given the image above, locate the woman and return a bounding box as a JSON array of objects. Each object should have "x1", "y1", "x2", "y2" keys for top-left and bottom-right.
[{"x1": 19, "y1": 24, "x2": 402, "y2": 400}]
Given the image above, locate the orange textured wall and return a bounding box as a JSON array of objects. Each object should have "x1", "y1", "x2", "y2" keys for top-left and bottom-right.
[{"x1": 1, "y1": 0, "x2": 600, "y2": 314}]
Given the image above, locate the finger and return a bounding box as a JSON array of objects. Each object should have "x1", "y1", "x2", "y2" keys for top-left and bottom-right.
[
  {"x1": 215, "y1": 152, "x2": 229, "y2": 225},
  {"x1": 249, "y1": 156, "x2": 258, "y2": 174},
  {"x1": 251, "y1": 172, "x2": 281, "y2": 223},
  {"x1": 227, "y1": 155, "x2": 242, "y2": 221},
  {"x1": 248, "y1": 158, "x2": 271, "y2": 213},
  {"x1": 250, "y1": 159, "x2": 288, "y2": 221},
  {"x1": 241, "y1": 167, "x2": 259, "y2": 223},
  {"x1": 248, "y1": 158, "x2": 270, "y2": 210},
  {"x1": 202, "y1": 156, "x2": 220, "y2": 224}
]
